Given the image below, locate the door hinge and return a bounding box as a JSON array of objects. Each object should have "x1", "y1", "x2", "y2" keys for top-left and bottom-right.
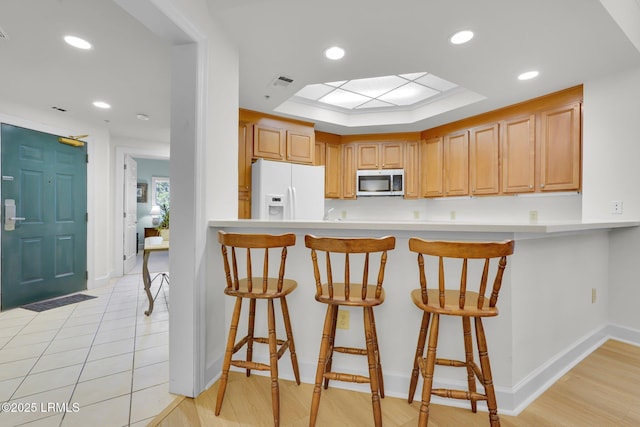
[
  {"x1": 85, "y1": 271, "x2": 88, "y2": 280},
  {"x1": 124, "y1": 163, "x2": 127, "y2": 170},
  {"x1": 123, "y1": 254, "x2": 126, "y2": 261},
  {"x1": 86, "y1": 154, "x2": 89, "y2": 163},
  {"x1": 86, "y1": 212, "x2": 88, "y2": 222},
  {"x1": 123, "y1": 212, "x2": 126, "y2": 218}
]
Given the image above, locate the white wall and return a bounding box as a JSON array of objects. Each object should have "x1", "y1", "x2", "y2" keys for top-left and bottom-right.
[
  {"x1": 327, "y1": 193, "x2": 582, "y2": 223},
  {"x1": 0, "y1": 100, "x2": 113, "y2": 288},
  {"x1": 580, "y1": 66, "x2": 640, "y2": 334},
  {"x1": 582, "y1": 66, "x2": 640, "y2": 221}
]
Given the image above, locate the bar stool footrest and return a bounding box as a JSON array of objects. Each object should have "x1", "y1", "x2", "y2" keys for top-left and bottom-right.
[
  {"x1": 324, "y1": 371, "x2": 371, "y2": 384},
  {"x1": 334, "y1": 346, "x2": 368, "y2": 356},
  {"x1": 231, "y1": 360, "x2": 271, "y2": 371},
  {"x1": 432, "y1": 388, "x2": 487, "y2": 401}
]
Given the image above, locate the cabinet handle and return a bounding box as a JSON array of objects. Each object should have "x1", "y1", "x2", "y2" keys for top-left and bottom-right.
[
  {"x1": 541, "y1": 183, "x2": 545, "y2": 188},
  {"x1": 529, "y1": 185, "x2": 533, "y2": 189}
]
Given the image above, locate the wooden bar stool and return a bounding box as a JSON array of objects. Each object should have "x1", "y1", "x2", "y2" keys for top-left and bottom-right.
[
  {"x1": 305, "y1": 234, "x2": 396, "y2": 427},
  {"x1": 216, "y1": 231, "x2": 301, "y2": 427},
  {"x1": 407, "y1": 239, "x2": 514, "y2": 427}
]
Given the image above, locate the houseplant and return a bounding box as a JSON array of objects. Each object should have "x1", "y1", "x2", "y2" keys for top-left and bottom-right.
[{"x1": 156, "y1": 203, "x2": 170, "y2": 241}]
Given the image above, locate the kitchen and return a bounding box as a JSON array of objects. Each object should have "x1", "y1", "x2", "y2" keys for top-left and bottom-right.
[
  {"x1": 3, "y1": 0, "x2": 640, "y2": 424},
  {"x1": 121, "y1": 0, "x2": 640, "y2": 422}
]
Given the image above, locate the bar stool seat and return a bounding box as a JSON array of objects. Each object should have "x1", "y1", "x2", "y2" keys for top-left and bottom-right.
[
  {"x1": 215, "y1": 231, "x2": 301, "y2": 427},
  {"x1": 407, "y1": 239, "x2": 515, "y2": 427},
  {"x1": 305, "y1": 234, "x2": 396, "y2": 427}
]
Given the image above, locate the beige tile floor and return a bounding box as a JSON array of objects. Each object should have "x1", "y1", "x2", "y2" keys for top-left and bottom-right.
[{"x1": 0, "y1": 252, "x2": 173, "y2": 427}]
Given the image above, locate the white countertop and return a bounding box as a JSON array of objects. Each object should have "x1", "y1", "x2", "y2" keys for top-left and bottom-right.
[{"x1": 208, "y1": 218, "x2": 640, "y2": 234}]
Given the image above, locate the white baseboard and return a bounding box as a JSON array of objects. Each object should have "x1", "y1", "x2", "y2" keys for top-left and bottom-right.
[{"x1": 201, "y1": 323, "x2": 640, "y2": 414}]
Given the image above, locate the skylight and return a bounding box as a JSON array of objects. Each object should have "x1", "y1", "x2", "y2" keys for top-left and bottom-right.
[
  {"x1": 292, "y1": 72, "x2": 459, "y2": 111},
  {"x1": 275, "y1": 72, "x2": 486, "y2": 129}
]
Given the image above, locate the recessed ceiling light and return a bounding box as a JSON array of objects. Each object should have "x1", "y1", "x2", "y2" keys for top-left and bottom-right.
[
  {"x1": 93, "y1": 101, "x2": 111, "y2": 109},
  {"x1": 64, "y1": 35, "x2": 92, "y2": 50},
  {"x1": 450, "y1": 30, "x2": 474, "y2": 45},
  {"x1": 518, "y1": 70, "x2": 539, "y2": 80},
  {"x1": 137, "y1": 113, "x2": 150, "y2": 121},
  {"x1": 324, "y1": 46, "x2": 345, "y2": 60}
]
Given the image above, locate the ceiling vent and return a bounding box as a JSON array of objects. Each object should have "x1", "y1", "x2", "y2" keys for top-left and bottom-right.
[
  {"x1": 0, "y1": 25, "x2": 8, "y2": 40},
  {"x1": 272, "y1": 75, "x2": 294, "y2": 87}
]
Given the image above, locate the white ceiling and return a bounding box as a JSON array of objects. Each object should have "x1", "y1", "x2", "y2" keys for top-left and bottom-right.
[{"x1": 1, "y1": 0, "x2": 639, "y2": 141}]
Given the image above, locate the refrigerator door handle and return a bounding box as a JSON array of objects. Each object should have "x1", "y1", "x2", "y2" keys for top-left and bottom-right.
[
  {"x1": 287, "y1": 186, "x2": 293, "y2": 220},
  {"x1": 291, "y1": 186, "x2": 297, "y2": 220}
]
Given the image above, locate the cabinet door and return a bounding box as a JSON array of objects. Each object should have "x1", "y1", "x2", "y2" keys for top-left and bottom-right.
[
  {"x1": 421, "y1": 137, "x2": 444, "y2": 197},
  {"x1": 357, "y1": 143, "x2": 379, "y2": 169},
  {"x1": 502, "y1": 115, "x2": 535, "y2": 194},
  {"x1": 540, "y1": 103, "x2": 581, "y2": 191},
  {"x1": 325, "y1": 143, "x2": 341, "y2": 198},
  {"x1": 238, "y1": 122, "x2": 252, "y2": 219},
  {"x1": 404, "y1": 141, "x2": 420, "y2": 199},
  {"x1": 444, "y1": 131, "x2": 469, "y2": 196},
  {"x1": 342, "y1": 144, "x2": 356, "y2": 199},
  {"x1": 469, "y1": 123, "x2": 499, "y2": 195},
  {"x1": 315, "y1": 141, "x2": 326, "y2": 166},
  {"x1": 254, "y1": 124, "x2": 285, "y2": 160},
  {"x1": 380, "y1": 142, "x2": 403, "y2": 169},
  {"x1": 286, "y1": 130, "x2": 314, "y2": 164}
]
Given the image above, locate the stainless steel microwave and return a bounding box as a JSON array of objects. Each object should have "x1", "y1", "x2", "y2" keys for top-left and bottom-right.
[{"x1": 356, "y1": 169, "x2": 404, "y2": 196}]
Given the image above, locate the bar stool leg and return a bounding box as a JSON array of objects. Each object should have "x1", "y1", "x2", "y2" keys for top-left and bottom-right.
[
  {"x1": 216, "y1": 297, "x2": 243, "y2": 415},
  {"x1": 418, "y1": 313, "x2": 440, "y2": 427},
  {"x1": 267, "y1": 299, "x2": 280, "y2": 426},
  {"x1": 408, "y1": 311, "x2": 430, "y2": 403},
  {"x1": 369, "y1": 308, "x2": 385, "y2": 398},
  {"x1": 310, "y1": 304, "x2": 336, "y2": 427},
  {"x1": 475, "y1": 317, "x2": 500, "y2": 427},
  {"x1": 280, "y1": 296, "x2": 301, "y2": 384},
  {"x1": 246, "y1": 298, "x2": 257, "y2": 377},
  {"x1": 323, "y1": 305, "x2": 339, "y2": 390},
  {"x1": 364, "y1": 307, "x2": 382, "y2": 427},
  {"x1": 462, "y1": 316, "x2": 478, "y2": 412}
]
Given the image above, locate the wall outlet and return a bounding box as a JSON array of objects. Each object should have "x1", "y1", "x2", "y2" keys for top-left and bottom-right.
[
  {"x1": 610, "y1": 201, "x2": 623, "y2": 214},
  {"x1": 413, "y1": 210, "x2": 420, "y2": 219},
  {"x1": 341, "y1": 210, "x2": 347, "y2": 219},
  {"x1": 529, "y1": 210, "x2": 539, "y2": 223},
  {"x1": 592, "y1": 288, "x2": 596, "y2": 303},
  {"x1": 450, "y1": 210, "x2": 456, "y2": 220},
  {"x1": 336, "y1": 309, "x2": 350, "y2": 329}
]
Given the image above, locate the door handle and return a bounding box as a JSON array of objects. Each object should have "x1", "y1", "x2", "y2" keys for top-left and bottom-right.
[{"x1": 4, "y1": 199, "x2": 20, "y2": 231}]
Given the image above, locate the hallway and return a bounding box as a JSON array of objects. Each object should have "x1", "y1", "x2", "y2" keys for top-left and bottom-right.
[{"x1": 0, "y1": 252, "x2": 172, "y2": 426}]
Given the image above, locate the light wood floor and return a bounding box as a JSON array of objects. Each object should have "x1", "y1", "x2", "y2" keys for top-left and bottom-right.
[{"x1": 150, "y1": 339, "x2": 640, "y2": 426}]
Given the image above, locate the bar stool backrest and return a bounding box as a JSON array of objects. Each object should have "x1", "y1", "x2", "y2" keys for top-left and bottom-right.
[
  {"x1": 408, "y1": 239, "x2": 515, "y2": 311},
  {"x1": 305, "y1": 235, "x2": 396, "y2": 302},
  {"x1": 218, "y1": 231, "x2": 296, "y2": 294}
]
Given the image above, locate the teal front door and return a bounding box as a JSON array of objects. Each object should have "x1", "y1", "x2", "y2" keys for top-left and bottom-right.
[{"x1": 1, "y1": 124, "x2": 87, "y2": 310}]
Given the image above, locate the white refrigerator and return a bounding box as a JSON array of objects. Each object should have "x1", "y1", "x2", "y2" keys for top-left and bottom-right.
[{"x1": 251, "y1": 159, "x2": 325, "y2": 220}]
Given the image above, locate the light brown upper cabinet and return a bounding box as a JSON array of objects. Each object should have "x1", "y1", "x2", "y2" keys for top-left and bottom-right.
[
  {"x1": 314, "y1": 141, "x2": 326, "y2": 166},
  {"x1": 247, "y1": 109, "x2": 315, "y2": 165},
  {"x1": 342, "y1": 144, "x2": 357, "y2": 199},
  {"x1": 404, "y1": 141, "x2": 420, "y2": 199},
  {"x1": 539, "y1": 103, "x2": 581, "y2": 191},
  {"x1": 469, "y1": 123, "x2": 500, "y2": 195},
  {"x1": 421, "y1": 137, "x2": 444, "y2": 197},
  {"x1": 502, "y1": 115, "x2": 535, "y2": 194},
  {"x1": 286, "y1": 129, "x2": 315, "y2": 164},
  {"x1": 444, "y1": 131, "x2": 469, "y2": 196},
  {"x1": 356, "y1": 142, "x2": 404, "y2": 169},
  {"x1": 325, "y1": 143, "x2": 342, "y2": 198},
  {"x1": 253, "y1": 124, "x2": 285, "y2": 161},
  {"x1": 238, "y1": 121, "x2": 253, "y2": 219}
]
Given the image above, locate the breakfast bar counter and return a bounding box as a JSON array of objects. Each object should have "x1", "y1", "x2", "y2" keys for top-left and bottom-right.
[{"x1": 206, "y1": 219, "x2": 639, "y2": 415}]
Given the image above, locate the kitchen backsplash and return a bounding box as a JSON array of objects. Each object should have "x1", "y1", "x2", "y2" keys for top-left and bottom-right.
[{"x1": 325, "y1": 192, "x2": 582, "y2": 223}]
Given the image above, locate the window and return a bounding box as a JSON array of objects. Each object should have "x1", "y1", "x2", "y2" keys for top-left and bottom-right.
[{"x1": 151, "y1": 176, "x2": 170, "y2": 208}]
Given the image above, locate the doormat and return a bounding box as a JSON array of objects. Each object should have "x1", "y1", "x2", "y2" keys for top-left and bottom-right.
[{"x1": 21, "y1": 294, "x2": 97, "y2": 312}]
